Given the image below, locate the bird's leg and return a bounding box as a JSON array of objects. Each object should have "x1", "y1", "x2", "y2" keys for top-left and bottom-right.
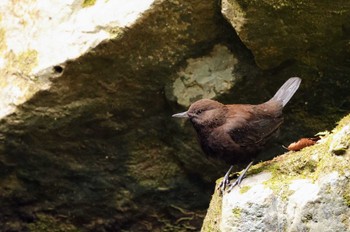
[
  {"x1": 227, "y1": 161, "x2": 253, "y2": 192},
  {"x1": 217, "y1": 165, "x2": 233, "y2": 193}
]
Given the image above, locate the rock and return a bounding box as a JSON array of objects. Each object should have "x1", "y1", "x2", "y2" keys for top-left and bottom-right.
[
  {"x1": 0, "y1": 0, "x2": 155, "y2": 118},
  {"x1": 170, "y1": 44, "x2": 238, "y2": 107},
  {"x1": 0, "y1": 0, "x2": 349, "y2": 231},
  {"x1": 202, "y1": 114, "x2": 350, "y2": 232},
  {"x1": 0, "y1": 0, "x2": 234, "y2": 231},
  {"x1": 329, "y1": 125, "x2": 350, "y2": 155},
  {"x1": 221, "y1": 0, "x2": 350, "y2": 70}
]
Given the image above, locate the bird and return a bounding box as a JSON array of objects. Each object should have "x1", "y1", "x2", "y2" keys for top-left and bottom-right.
[{"x1": 172, "y1": 77, "x2": 301, "y2": 192}]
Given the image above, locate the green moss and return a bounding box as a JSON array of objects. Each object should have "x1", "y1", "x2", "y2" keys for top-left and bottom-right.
[
  {"x1": 342, "y1": 182, "x2": 350, "y2": 207},
  {"x1": 247, "y1": 162, "x2": 267, "y2": 175},
  {"x1": 82, "y1": 0, "x2": 96, "y2": 8},
  {"x1": 244, "y1": 114, "x2": 350, "y2": 201},
  {"x1": 343, "y1": 193, "x2": 350, "y2": 207},
  {"x1": 201, "y1": 190, "x2": 222, "y2": 232},
  {"x1": 336, "y1": 114, "x2": 350, "y2": 129},
  {"x1": 17, "y1": 49, "x2": 38, "y2": 73},
  {"x1": 107, "y1": 27, "x2": 124, "y2": 38},
  {"x1": 127, "y1": 137, "x2": 182, "y2": 188},
  {"x1": 329, "y1": 125, "x2": 350, "y2": 155},
  {"x1": 239, "y1": 185, "x2": 251, "y2": 194},
  {"x1": 270, "y1": 0, "x2": 292, "y2": 10},
  {"x1": 5, "y1": 49, "x2": 38, "y2": 75},
  {"x1": 28, "y1": 214, "x2": 81, "y2": 232},
  {"x1": 0, "y1": 27, "x2": 6, "y2": 52},
  {"x1": 231, "y1": 207, "x2": 242, "y2": 218},
  {"x1": 324, "y1": 184, "x2": 332, "y2": 194}
]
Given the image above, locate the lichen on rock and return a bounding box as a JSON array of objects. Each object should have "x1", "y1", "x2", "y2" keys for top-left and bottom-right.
[
  {"x1": 171, "y1": 44, "x2": 239, "y2": 107},
  {"x1": 0, "y1": 0, "x2": 349, "y2": 231},
  {"x1": 202, "y1": 114, "x2": 350, "y2": 232}
]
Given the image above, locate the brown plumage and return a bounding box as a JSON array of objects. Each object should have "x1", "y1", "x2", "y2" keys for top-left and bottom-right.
[{"x1": 173, "y1": 77, "x2": 301, "y2": 166}]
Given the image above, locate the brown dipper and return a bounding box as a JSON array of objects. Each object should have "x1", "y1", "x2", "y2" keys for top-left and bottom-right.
[{"x1": 172, "y1": 77, "x2": 301, "y2": 191}]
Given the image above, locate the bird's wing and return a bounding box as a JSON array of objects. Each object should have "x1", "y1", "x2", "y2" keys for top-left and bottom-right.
[{"x1": 225, "y1": 104, "x2": 283, "y2": 147}]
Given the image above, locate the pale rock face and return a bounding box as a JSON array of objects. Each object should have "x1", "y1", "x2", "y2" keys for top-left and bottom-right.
[
  {"x1": 329, "y1": 125, "x2": 350, "y2": 154},
  {"x1": 286, "y1": 179, "x2": 320, "y2": 229},
  {"x1": 0, "y1": 0, "x2": 154, "y2": 118},
  {"x1": 221, "y1": 172, "x2": 274, "y2": 232},
  {"x1": 172, "y1": 45, "x2": 238, "y2": 107},
  {"x1": 0, "y1": 0, "x2": 154, "y2": 72},
  {"x1": 202, "y1": 115, "x2": 350, "y2": 232},
  {"x1": 218, "y1": 171, "x2": 350, "y2": 232}
]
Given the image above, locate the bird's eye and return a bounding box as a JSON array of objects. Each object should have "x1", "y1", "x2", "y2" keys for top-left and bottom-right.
[{"x1": 196, "y1": 109, "x2": 204, "y2": 115}]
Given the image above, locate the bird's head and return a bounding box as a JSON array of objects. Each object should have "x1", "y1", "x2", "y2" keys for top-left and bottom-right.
[{"x1": 172, "y1": 99, "x2": 226, "y2": 127}]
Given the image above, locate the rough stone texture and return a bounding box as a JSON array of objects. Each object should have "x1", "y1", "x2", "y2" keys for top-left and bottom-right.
[
  {"x1": 0, "y1": 0, "x2": 236, "y2": 231},
  {"x1": 171, "y1": 45, "x2": 238, "y2": 107},
  {"x1": 0, "y1": 0, "x2": 349, "y2": 231},
  {"x1": 202, "y1": 114, "x2": 350, "y2": 232},
  {"x1": 222, "y1": 0, "x2": 350, "y2": 70},
  {"x1": 0, "y1": 0, "x2": 154, "y2": 118},
  {"x1": 218, "y1": 0, "x2": 350, "y2": 165}
]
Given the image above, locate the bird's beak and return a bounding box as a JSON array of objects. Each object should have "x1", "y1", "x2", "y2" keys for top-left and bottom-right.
[{"x1": 172, "y1": 111, "x2": 189, "y2": 118}]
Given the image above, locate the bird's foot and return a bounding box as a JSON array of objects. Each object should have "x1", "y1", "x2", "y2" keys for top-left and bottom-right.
[
  {"x1": 217, "y1": 162, "x2": 254, "y2": 194},
  {"x1": 226, "y1": 161, "x2": 253, "y2": 192},
  {"x1": 217, "y1": 165, "x2": 233, "y2": 193}
]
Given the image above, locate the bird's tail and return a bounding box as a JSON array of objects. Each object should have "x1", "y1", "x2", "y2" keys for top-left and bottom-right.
[{"x1": 269, "y1": 77, "x2": 301, "y2": 107}]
